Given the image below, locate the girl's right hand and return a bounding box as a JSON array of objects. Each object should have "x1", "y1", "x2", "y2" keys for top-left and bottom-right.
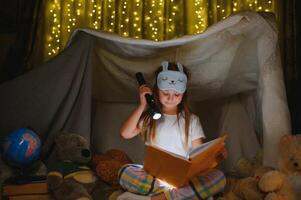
[{"x1": 139, "y1": 85, "x2": 152, "y2": 108}]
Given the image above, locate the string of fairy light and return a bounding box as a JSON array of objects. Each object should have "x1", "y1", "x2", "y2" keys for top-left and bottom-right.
[
  {"x1": 195, "y1": 0, "x2": 206, "y2": 33},
  {"x1": 45, "y1": 0, "x2": 276, "y2": 60}
]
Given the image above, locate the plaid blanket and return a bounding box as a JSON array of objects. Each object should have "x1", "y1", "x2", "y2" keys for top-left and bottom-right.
[{"x1": 118, "y1": 164, "x2": 225, "y2": 200}]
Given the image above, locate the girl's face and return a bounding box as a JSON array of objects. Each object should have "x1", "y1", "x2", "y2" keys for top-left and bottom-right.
[{"x1": 158, "y1": 89, "x2": 183, "y2": 109}]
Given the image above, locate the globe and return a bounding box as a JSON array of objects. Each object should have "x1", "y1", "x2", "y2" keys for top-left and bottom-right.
[{"x1": 3, "y1": 128, "x2": 42, "y2": 168}]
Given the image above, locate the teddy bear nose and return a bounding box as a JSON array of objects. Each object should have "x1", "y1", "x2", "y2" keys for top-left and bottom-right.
[
  {"x1": 81, "y1": 149, "x2": 91, "y2": 157},
  {"x1": 293, "y1": 162, "x2": 299, "y2": 168}
]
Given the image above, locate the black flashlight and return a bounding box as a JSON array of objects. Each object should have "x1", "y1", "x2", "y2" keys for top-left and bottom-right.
[{"x1": 135, "y1": 72, "x2": 161, "y2": 120}]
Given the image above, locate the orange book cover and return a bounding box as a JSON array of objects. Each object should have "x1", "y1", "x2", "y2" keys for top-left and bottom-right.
[
  {"x1": 143, "y1": 136, "x2": 226, "y2": 188},
  {"x1": 2, "y1": 181, "x2": 48, "y2": 196}
]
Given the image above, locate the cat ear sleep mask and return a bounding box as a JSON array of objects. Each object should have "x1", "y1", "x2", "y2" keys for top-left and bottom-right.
[{"x1": 157, "y1": 61, "x2": 187, "y2": 93}]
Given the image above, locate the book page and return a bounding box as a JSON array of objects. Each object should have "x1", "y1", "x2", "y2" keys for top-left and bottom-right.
[
  {"x1": 186, "y1": 136, "x2": 226, "y2": 178},
  {"x1": 189, "y1": 139, "x2": 217, "y2": 158},
  {"x1": 188, "y1": 136, "x2": 226, "y2": 160}
]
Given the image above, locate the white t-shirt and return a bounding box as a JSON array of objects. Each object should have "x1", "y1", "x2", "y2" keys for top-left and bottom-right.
[{"x1": 141, "y1": 113, "x2": 205, "y2": 157}]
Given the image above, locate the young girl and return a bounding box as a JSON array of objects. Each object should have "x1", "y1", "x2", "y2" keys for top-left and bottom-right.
[{"x1": 118, "y1": 61, "x2": 226, "y2": 200}]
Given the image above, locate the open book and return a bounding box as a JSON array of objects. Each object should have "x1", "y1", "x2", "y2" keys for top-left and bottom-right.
[{"x1": 143, "y1": 136, "x2": 226, "y2": 188}]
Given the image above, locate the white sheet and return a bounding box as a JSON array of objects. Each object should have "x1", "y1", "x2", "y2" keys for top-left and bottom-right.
[{"x1": 69, "y1": 11, "x2": 291, "y2": 169}]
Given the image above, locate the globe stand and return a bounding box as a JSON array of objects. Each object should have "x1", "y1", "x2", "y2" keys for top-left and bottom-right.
[{"x1": 4, "y1": 160, "x2": 46, "y2": 184}]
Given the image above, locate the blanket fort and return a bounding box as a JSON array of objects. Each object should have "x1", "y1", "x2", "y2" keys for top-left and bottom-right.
[{"x1": 0, "y1": 11, "x2": 290, "y2": 170}]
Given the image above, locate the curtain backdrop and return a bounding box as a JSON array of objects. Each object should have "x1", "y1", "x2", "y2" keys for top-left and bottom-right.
[
  {"x1": 278, "y1": 0, "x2": 301, "y2": 133},
  {"x1": 33, "y1": 0, "x2": 277, "y2": 63},
  {"x1": 0, "y1": 0, "x2": 41, "y2": 83}
]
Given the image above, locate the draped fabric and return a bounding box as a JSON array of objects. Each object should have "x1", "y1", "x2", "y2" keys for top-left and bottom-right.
[
  {"x1": 0, "y1": 12, "x2": 290, "y2": 170},
  {"x1": 0, "y1": 36, "x2": 93, "y2": 163}
]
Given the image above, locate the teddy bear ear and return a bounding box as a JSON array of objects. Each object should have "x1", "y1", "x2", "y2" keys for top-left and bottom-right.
[
  {"x1": 280, "y1": 134, "x2": 293, "y2": 144},
  {"x1": 55, "y1": 132, "x2": 70, "y2": 146}
]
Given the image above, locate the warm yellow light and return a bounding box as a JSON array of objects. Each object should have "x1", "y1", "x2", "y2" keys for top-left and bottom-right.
[
  {"x1": 157, "y1": 179, "x2": 176, "y2": 189},
  {"x1": 43, "y1": 0, "x2": 277, "y2": 60}
]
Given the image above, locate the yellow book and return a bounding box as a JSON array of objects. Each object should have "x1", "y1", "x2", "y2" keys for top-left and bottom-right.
[{"x1": 143, "y1": 136, "x2": 226, "y2": 188}]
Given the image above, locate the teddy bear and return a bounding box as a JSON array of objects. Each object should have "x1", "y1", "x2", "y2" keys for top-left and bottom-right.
[
  {"x1": 218, "y1": 151, "x2": 274, "y2": 200},
  {"x1": 235, "y1": 150, "x2": 274, "y2": 179},
  {"x1": 219, "y1": 176, "x2": 262, "y2": 200},
  {"x1": 92, "y1": 149, "x2": 132, "y2": 186},
  {"x1": 258, "y1": 134, "x2": 301, "y2": 200},
  {"x1": 47, "y1": 132, "x2": 97, "y2": 200}
]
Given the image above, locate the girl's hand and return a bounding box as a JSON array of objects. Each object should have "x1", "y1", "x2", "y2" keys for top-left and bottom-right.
[
  {"x1": 139, "y1": 85, "x2": 152, "y2": 107},
  {"x1": 216, "y1": 146, "x2": 228, "y2": 161}
]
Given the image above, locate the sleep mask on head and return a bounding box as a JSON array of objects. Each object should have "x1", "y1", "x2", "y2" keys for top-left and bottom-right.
[{"x1": 157, "y1": 61, "x2": 187, "y2": 93}]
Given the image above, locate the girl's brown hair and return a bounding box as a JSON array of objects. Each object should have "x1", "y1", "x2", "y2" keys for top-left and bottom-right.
[{"x1": 141, "y1": 62, "x2": 191, "y2": 148}]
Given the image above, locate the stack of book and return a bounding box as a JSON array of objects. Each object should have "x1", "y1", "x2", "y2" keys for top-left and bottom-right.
[{"x1": 1, "y1": 176, "x2": 52, "y2": 200}]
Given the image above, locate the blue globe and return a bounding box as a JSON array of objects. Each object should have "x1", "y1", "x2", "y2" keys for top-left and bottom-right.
[{"x1": 3, "y1": 128, "x2": 42, "y2": 168}]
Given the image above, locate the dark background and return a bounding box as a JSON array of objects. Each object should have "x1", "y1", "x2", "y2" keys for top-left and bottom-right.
[{"x1": 0, "y1": 0, "x2": 300, "y2": 132}]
